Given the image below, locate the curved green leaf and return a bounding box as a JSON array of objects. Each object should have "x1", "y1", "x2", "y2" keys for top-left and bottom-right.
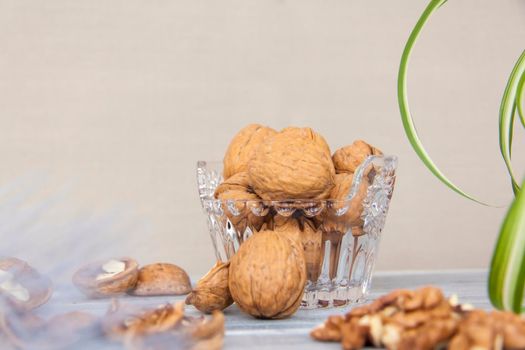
[
  {"x1": 398, "y1": 0, "x2": 489, "y2": 205},
  {"x1": 489, "y1": 177, "x2": 525, "y2": 313},
  {"x1": 499, "y1": 50, "x2": 525, "y2": 195},
  {"x1": 517, "y1": 72, "x2": 525, "y2": 128}
]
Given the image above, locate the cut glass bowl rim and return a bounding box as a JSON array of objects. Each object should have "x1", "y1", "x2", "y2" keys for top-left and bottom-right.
[{"x1": 197, "y1": 154, "x2": 398, "y2": 205}]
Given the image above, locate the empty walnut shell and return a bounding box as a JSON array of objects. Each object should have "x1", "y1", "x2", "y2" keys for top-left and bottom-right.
[
  {"x1": 229, "y1": 230, "x2": 307, "y2": 319},
  {"x1": 0, "y1": 257, "x2": 53, "y2": 311},
  {"x1": 131, "y1": 263, "x2": 191, "y2": 296},
  {"x1": 186, "y1": 261, "x2": 233, "y2": 314},
  {"x1": 223, "y1": 124, "x2": 277, "y2": 180},
  {"x1": 72, "y1": 257, "x2": 138, "y2": 298},
  {"x1": 332, "y1": 140, "x2": 382, "y2": 174},
  {"x1": 323, "y1": 173, "x2": 369, "y2": 236},
  {"x1": 248, "y1": 127, "x2": 336, "y2": 200}
]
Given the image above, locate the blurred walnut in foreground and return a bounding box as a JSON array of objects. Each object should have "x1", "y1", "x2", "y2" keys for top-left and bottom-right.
[
  {"x1": 72, "y1": 258, "x2": 139, "y2": 298},
  {"x1": 311, "y1": 286, "x2": 525, "y2": 350},
  {"x1": 103, "y1": 301, "x2": 224, "y2": 350}
]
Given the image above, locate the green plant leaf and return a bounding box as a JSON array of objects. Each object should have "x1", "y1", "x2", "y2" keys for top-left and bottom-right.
[
  {"x1": 499, "y1": 50, "x2": 525, "y2": 195},
  {"x1": 398, "y1": 0, "x2": 491, "y2": 205},
  {"x1": 517, "y1": 72, "x2": 525, "y2": 128},
  {"x1": 489, "y1": 177, "x2": 525, "y2": 313}
]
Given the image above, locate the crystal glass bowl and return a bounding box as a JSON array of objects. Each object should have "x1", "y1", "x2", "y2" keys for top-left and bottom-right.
[{"x1": 196, "y1": 155, "x2": 397, "y2": 309}]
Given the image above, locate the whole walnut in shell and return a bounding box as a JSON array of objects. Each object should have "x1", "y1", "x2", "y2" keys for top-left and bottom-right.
[
  {"x1": 332, "y1": 140, "x2": 382, "y2": 174},
  {"x1": 186, "y1": 261, "x2": 233, "y2": 314},
  {"x1": 229, "y1": 230, "x2": 307, "y2": 319},
  {"x1": 214, "y1": 172, "x2": 266, "y2": 234},
  {"x1": 280, "y1": 126, "x2": 332, "y2": 156},
  {"x1": 214, "y1": 171, "x2": 252, "y2": 197},
  {"x1": 223, "y1": 124, "x2": 276, "y2": 179},
  {"x1": 248, "y1": 127, "x2": 335, "y2": 200},
  {"x1": 323, "y1": 173, "x2": 369, "y2": 236},
  {"x1": 131, "y1": 263, "x2": 191, "y2": 296}
]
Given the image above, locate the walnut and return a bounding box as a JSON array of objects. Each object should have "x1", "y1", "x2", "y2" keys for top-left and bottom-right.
[
  {"x1": 392, "y1": 316, "x2": 459, "y2": 350},
  {"x1": 312, "y1": 315, "x2": 368, "y2": 350},
  {"x1": 223, "y1": 124, "x2": 276, "y2": 179},
  {"x1": 215, "y1": 177, "x2": 266, "y2": 235},
  {"x1": 448, "y1": 311, "x2": 500, "y2": 350},
  {"x1": 185, "y1": 261, "x2": 233, "y2": 313},
  {"x1": 214, "y1": 171, "x2": 252, "y2": 197},
  {"x1": 494, "y1": 311, "x2": 525, "y2": 349},
  {"x1": 341, "y1": 318, "x2": 369, "y2": 350},
  {"x1": 228, "y1": 230, "x2": 307, "y2": 319},
  {"x1": 72, "y1": 258, "x2": 139, "y2": 298},
  {"x1": 311, "y1": 315, "x2": 344, "y2": 342},
  {"x1": 248, "y1": 127, "x2": 336, "y2": 200},
  {"x1": 130, "y1": 263, "x2": 191, "y2": 296},
  {"x1": 449, "y1": 310, "x2": 525, "y2": 350},
  {"x1": 279, "y1": 126, "x2": 332, "y2": 155},
  {"x1": 323, "y1": 173, "x2": 370, "y2": 236},
  {"x1": 0, "y1": 257, "x2": 53, "y2": 311},
  {"x1": 103, "y1": 301, "x2": 224, "y2": 350},
  {"x1": 332, "y1": 140, "x2": 382, "y2": 174},
  {"x1": 312, "y1": 286, "x2": 466, "y2": 350},
  {"x1": 313, "y1": 286, "x2": 525, "y2": 350},
  {"x1": 272, "y1": 215, "x2": 322, "y2": 282}
]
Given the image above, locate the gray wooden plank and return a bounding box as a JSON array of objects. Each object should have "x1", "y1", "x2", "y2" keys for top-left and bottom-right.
[{"x1": 17, "y1": 270, "x2": 491, "y2": 349}]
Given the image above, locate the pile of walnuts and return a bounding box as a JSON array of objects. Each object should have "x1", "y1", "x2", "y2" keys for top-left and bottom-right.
[
  {"x1": 310, "y1": 286, "x2": 525, "y2": 350},
  {"x1": 216, "y1": 124, "x2": 382, "y2": 240},
  {"x1": 187, "y1": 124, "x2": 382, "y2": 319}
]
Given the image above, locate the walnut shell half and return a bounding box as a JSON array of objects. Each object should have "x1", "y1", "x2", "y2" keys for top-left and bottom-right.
[
  {"x1": 72, "y1": 258, "x2": 138, "y2": 298},
  {"x1": 248, "y1": 127, "x2": 335, "y2": 200},
  {"x1": 223, "y1": 124, "x2": 277, "y2": 179},
  {"x1": 0, "y1": 257, "x2": 53, "y2": 312},
  {"x1": 131, "y1": 263, "x2": 191, "y2": 296},
  {"x1": 229, "y1": 230, "x2": 307, "y2": 319},
  {"x1": 186, "y1": 261, "x2": 233, "y2": 314}
]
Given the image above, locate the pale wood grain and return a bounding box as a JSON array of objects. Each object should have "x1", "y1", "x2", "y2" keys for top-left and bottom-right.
[{"x1": 33, "y1": 270, "x2": 488, "y2": 349}]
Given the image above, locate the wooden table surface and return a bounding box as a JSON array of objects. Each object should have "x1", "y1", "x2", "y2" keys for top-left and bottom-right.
[
  {"x1": 36, "y1": 269, "x2": 489, "y2": 350},
  {"x1": 221, "y1": 269, "x2": 490, "y2": 349}
]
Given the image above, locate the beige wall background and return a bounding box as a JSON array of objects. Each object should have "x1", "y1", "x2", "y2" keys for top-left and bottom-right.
[{"x1": 0, "y1": 0, "x2": 524, "y2": 277}]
